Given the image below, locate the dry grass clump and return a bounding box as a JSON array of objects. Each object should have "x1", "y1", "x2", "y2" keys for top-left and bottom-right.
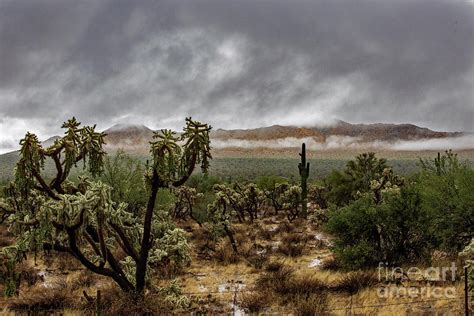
[
  {"x1": 279, "y1": 233, "x2": 309, "y2": 257},
  {"x1": 9, "y1": 284, "x2": 73, "y2": 312},
  {"x1": 239, "y1": 291, "x2": 272, "y2": 313},
  {"x1": 276, "y1": 221, "x2": 296, "y2": 234},
  {"x1": 256, "y1": 261, "x2": 294, "y2": 291},
  {"x1": 70, "y1": 270, "x2": 95, "y2": 290},
  {"x1": 320, "y1": 256, "x2": 341, "y2": 271},
  {"x1": 275, "y1": 276, "x2": 328, "y2": 299},
  {"x1": 245, "y1": 253, "x2": 268, "y2": 270},
  {"x1": 254, "y1": 261, "x2": 330, "y2": 313},
  {"x1": 332, "y1": 270, "x2": 379, "y2": 294},
  {"x1": 293, "y1": 293, "x2": 328, "y2": 316},
  {"x1": 257, "y1": 226, "x2": 277, "y2": 241},
  {"x1": 213, "y1": 242, "x2": 240, "y2": 264},
  {"x1": 78, "y1": 287, "x2": 178, "y2": 315}
]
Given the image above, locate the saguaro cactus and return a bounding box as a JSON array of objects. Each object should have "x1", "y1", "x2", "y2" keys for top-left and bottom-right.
[{"x1": 298, "y1": 143, "x2": 310, "y2": 217}]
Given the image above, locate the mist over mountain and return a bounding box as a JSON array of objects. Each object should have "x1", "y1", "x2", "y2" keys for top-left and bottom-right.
[{"x1": 98, "y1": 120, "x2": 471, "y2": 153}]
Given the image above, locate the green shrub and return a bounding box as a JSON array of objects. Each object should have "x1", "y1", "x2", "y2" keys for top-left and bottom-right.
[
  {"x1": 417, "y1": 151, "x2": 474, "y2": 253},
  {"x1": 100, "y1": 150, "x2": 147, "y2": 213},
  {"x1": 326, "y1": 185, "x2": 433, "y2": 269}
]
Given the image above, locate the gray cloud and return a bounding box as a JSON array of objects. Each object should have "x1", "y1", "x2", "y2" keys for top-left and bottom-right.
[{"x1": 0, "y1": 0, "x2": 473, "y2": 153}]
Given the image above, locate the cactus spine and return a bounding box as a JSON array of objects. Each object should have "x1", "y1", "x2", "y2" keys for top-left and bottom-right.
[{"x1": 298, "y1": 143, "x2": 310, "y2": 217}]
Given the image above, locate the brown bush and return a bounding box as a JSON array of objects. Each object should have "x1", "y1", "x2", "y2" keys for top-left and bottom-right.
[
  {"x1": 320, "y1": 257, "x2": 341, "y2": 271},
  {"x1": 279, "y1": 233, "x2": 309, "y2": 257},
  {"x1": 246, "y1": 253, "x2": 268, "y2": 270},
  {"x1": 294, "y1": 293, "x2": 328, "y2": 316},
  {"x1": 332, "y1": 271, "x2": 379, "y2": 294},
  {"x1": 15, "y1": 263, "x2": 42, "y2": 287},
  {"x1": 256, "y1": 261, "x2": 294, "y2": 292},
  {"x1": 277, "y1": 222, "x2": 296, "y2": 234},
  {"x1": 258, "y1": 227, "x2": 277, "y2": 241},
  {"x1": 275, "y1": 276, "x2": 328, "y2": 299},
  {"x1": 71, "y1": 270, "x2": 95, "y2": 290},
  {"x1": 78, "y1": 287, "x2": 176, "y2": 315},
  {"x1": 239, "y1": 291, "x2": 271, "y2": 313},
  {"x1": 213, "y1": 242, "x2": 240, "y2": 264},
  {"x1": 9, "y1": 286, "x2": 73, "y2": 312}
]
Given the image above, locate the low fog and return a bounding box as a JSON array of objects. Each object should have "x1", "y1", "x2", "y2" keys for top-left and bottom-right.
[{"x1": 211, "y1": 135, "x2": 474, "y2": 151}]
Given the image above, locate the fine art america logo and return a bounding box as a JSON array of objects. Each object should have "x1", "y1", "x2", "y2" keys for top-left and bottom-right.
[{"x1": 377, "y1": 262, "x2": 458, "y2": 299}]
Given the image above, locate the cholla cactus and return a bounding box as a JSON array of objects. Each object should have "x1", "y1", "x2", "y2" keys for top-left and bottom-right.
[
  {"x1": 172, "y1": 186, "x2": 203, "y2": 225},
  {"x1": 281, "y1": 185, "x2": 302, "y2": 221},
  {"x1": 213, "y1": 183, "x2": 265, "y2": 223},
  {"x1": 420, "y1": 150, "x2": 459, "y2": 176},
  {"x1": 207, "y1": 188, "x2": 238, "y2": 253},
  {"x1": 265, "y1": 182, "x2": 290, "y2": 215},
  {"x1": 460, "y1": 238, "x2": 474, "y2": 292},
  {"x1": 370, "y1": 167, "x2": 404, "y2": 204},
  {"x1": 0, "y1": 117, "x2": 211, "y2": 295}
]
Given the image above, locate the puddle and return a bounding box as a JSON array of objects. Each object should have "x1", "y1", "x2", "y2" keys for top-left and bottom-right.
[
  {"x1": 218, "y1": 282, "x2": 246, "y2": 293},
  {"x1": 230, "y1": 302, "x2": 245, "y2": 315},
  {"x1": 271, "y1": 241, "x2": 281, "y2": 251},
  {"x1": 38, "y1": 271, "x2": 55, "y2": 289},
  {"x1": 256, "y1": 248, "x2": 267, "y2": 255},
  {"x1": 308, "y1": 258, "x2": 322, "y2": 268}
]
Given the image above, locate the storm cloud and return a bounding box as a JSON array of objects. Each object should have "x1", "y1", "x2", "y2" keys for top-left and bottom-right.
[{"x1": 0, "y1": 0, "x2": 473, "y2": 153}]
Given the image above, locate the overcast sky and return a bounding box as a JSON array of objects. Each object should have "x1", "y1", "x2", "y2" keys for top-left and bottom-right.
[{"x1": 0, "y1": 0, "x2": 473, "y2": 153}]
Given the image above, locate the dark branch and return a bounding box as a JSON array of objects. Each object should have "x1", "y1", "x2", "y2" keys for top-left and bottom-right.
[{"x1": 109, "y1": 222, "x2": 139, "y2": 262}]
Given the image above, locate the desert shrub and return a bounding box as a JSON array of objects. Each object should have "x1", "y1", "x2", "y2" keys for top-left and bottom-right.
[
  {"x1": 320, "y1": 257, "x2": 341, "y2": 271},
  {"x1": 246, "y1": 252, "x2": 268, "y2": 270},
  {"x1": 71, "y1": 270, "x2": 95, "y2": 290},
  {"x1": 332, "y1": 271, "x2": 379, "y2": 294},
  {"x1": 279, "y1": 233, "x2": 309, "y2": 257},
  {"x1": 100, "y1": 150, "x2": 147, "y2": 214},
  {"x1": 187, "y1": 174, "x2": 222, "y2": 193},
  {"x1": 275, "y1": 276, "x2": 328, "y2": 299},
  {"x1": 9, "y1": 286, "x2": 73, "y2": 312},
  {"x1": 256, "y1": 262, "x2": 294, "y2": 291},
  {"x1": 256, "y1": 261, "x2": 329, "y2": 312},
  {"x1": 213, "y1": 241, "x2": 240, "y2": 264},
  {"x1": 257, "y1": 226, "x2": 278, "y2": 241},
  {"x1": 277, "y1": 221, "x2": 296, "y2": 234},
  {"x1": 18, "y1": 263, "x2": 41, "y2": 287},
  {"x1": 239, "y1": 291, "x2": 271, "y2": 313},
  {"x1": 294, "y1": 293, "x2": 328, "y2": 316},
  {"x1": 326, "y1": 185, "x2": 433, "y2": 269},
  {"x1": 255, "y1": 175, "x2": 289, "y2": 191},
  {"x1": 417, "y1": 151, "x2": 474, "y2": 253}
]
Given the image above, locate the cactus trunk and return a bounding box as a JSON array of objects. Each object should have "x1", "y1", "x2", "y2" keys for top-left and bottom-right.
[{"x1": 298, "y1": 143, "x2": 310, "y2": 218}]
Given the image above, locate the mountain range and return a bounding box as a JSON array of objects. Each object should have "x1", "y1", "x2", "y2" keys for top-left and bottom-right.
[{"x1": 97, "y1": 120, "x2": 468, "y2": 152}]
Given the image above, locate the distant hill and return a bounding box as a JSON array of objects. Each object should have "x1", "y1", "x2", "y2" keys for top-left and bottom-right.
[{"x1": 211, "y1": 120, "x2": 461, "y2": 142}]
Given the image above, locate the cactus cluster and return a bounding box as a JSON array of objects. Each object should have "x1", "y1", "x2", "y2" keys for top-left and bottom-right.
[{"x1": 0, "y1": 117, "x2": 212, "y2": 295}]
